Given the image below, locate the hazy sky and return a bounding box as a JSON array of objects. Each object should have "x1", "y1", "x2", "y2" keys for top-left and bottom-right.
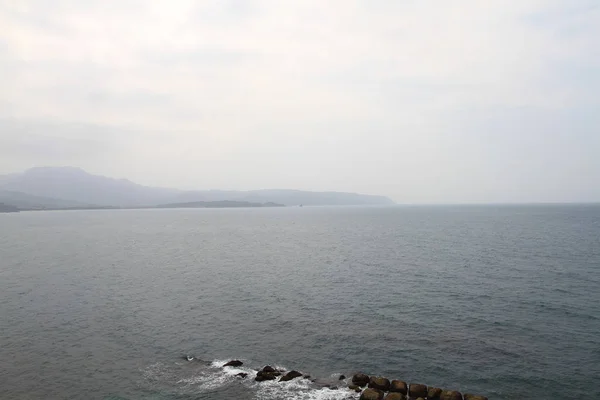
[{"x1": 1, "y1": 0, "x2": 599, "y2": 203}]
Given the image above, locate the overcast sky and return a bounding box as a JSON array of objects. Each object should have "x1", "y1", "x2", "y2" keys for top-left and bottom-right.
[{"x1": 1, "y1": 0, "x2": 599, "y2": 203}]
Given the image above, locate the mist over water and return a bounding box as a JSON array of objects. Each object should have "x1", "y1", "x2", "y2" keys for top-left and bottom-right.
[{"x1": 1, "y1": 205, "x2": 599, "y2": 399}]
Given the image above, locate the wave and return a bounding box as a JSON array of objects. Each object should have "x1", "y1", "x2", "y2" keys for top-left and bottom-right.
[{"x1": 142, "y1": 358, "x2": 358, "y2": 399}]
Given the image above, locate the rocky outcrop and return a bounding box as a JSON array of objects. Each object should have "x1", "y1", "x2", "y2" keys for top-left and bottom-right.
[
  {"x1": 223, "y1": 360, "x2": 243, "y2": 367},
  {"x1": 409, "y1": 383, "x2": 427, "y2": 398},
  {"x1": 384, "y1": 393, "x2": 406, "y2": 400},
  {"x1": 235, "y1": 372, "x2": 248, "y2": 378},
  {"x1": 440, "y1": 390, "x2": 463, "y2": 400},
  {"x1": 428, "y1": 387, "x2": 442, "y2": 399},
  {"x1": 255, "y1": 366, "x2": 281, "y2": 382},
  {"x1": 339, "y1": 374, "x2": 346, "y2": 380},
  {"x1": 280, "y1": 370, "x2": 303, "y2": 382},
  {"x1": 390, "y1": 380, "x2": 408, "y2": 395},
  {"x1": 360, "y1": 388, "x2": 385, "y2": 400},
  {"x1": 352, "y1": 373, "x2": 371, "y2": 387},
  {"x1": 464, "y1": 395, "x2": 487, "y2": 400},
  {"x1": 369, "y1": 376, "x2": 391, "y2": 391}
]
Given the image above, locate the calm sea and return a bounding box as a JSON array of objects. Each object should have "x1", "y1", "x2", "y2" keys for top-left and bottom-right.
[{"x1": 1, "y1": 205, "x2": 599, "y2": 399}]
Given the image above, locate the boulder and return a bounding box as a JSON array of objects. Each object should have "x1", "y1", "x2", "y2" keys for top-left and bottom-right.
[
  {"x1": 339, "y1": 374, "x2": 347, "y2": 380},
  {"x1": 464, "y1": 395, "x2": 487, "y2": 400},
  {"x1": 384, "y1": 393, "x2": 406, "y2": 400},
  {"x1": 280, "y1": 370, "x2": 303, "y2": 382},
  {"x1": 255, "y1": 366, "x2": 280, "y2": 382},
  {"x1": 390, "y1": 380, "x2": 408, "y2": 394},
  {"x1": 360, "y1": 388, "x2": 385, "y2": 400},
  {"x1": 369, "y1": 376, "x2": 391, "y2": 391},
  {"x1": 440, "y1": 390, "x2": 463, "y2": 400},
  {"x1": 235, "y1": 372, "x2": 248, "y2": 378},
  {"x1": 349, "y1": 385, "x2": 360, "y2": 390},
  {"x1": 223, "y1": 360, "x2": 243, "y2": 367},
  {"x1": 352, "y1": 373, "x2": 371, "y2": 387},
  {"x1": 428, "y1": 387, "x2": 442, "y2": 399},
  {"x1": 409, "y1": 383, "x2": 427, "y2": 398}
]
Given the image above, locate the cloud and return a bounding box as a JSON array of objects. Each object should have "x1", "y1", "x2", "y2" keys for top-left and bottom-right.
[{"x1": 0, "y1": 0, "x2": 598, "y2": 202}]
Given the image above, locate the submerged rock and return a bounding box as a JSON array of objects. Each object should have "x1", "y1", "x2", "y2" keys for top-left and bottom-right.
[
  {"x1": 428, "y1": 387, "x2": 442, "y2": 399},
  {"x1": 390, "y1": 380, "x2": 408, "y2": 395},
  {"x1": 369, "y1": 376, "x2": 391, "y2": 392},
  {"x1": 409, "y1": 383, "x2": 427, "y2": 398},
  {"x1": 339, "y1": 374, "x2": 347, "y2": 380},
  {"x1": 464, "y1": 395, "x2": 487, "y2": 400},
  {"x1": 223, "y1": 360, "x2": 243, "y2": 367},
  {"x1": 360, "y1": 388, "x2": 385, "y2": 400},
  {"x1": 280, "y1": 370, "x2": 303, "y2": 382},
  {"x1": 352, "y1": 373, "x2": 371, "y2": 387},
  {"x1": 384, "y1": 393, "x2": 406, "y2": 400},
  {"x1": 440, "y1": 390, "x2": 463, "y2": 400}
]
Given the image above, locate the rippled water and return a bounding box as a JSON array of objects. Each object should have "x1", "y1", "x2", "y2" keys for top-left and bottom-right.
[{"x1": 1, "y1": 205, "x2": 599, "y2": 399}]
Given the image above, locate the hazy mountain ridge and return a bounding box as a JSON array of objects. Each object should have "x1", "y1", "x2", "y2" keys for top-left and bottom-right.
[{"x1": 0, "y1": 167, "x2": 395, "y2": 208}]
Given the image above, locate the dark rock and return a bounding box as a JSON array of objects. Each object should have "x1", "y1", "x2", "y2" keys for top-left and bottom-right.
[
  {"x1": 280, "y1": 370, "x2": 303, "y2": 382},
  {"x1": 464, "y1": 395, "x2": 487, "y2": 400},
  {"x1": 235, "y1": 372, "x2": 248, "y2": 378},
  {"x1": 261, "y1": 365, "x2": 276, "y2": 373},
  {"x1": 352, "y1": 373, "x2": 371, "y2": 387},
  {"x1": 416, "y1": 398, "x2": 425, "y2": 400},
  {"x1": 390, "y1": 380, "x2": 408, "y2": 395},
  {"x1": 428, "y1": 387, "x2": 442, "y2": 399},
  {"x1": 355, "y1": 387, "x2": 363, "y2": 393},
  {"x1": 223, "y1": 360, "x2": 243, "y2": 367},
  {"x1": 255, "y1": 370, "x2": 277, "y2": 382},
  {"x1": 384, "y1": 393, "x2": 406, "y2": 400},
  {"x1": 304, "y1": 375, "x2": 311, "y2": 379},
  {"x1": 360, "y1": 388, "x2": 385, "y2": 400},
  {"x1": 329, "y1": 386, "x2": 338, "y2": 390},
  {"x1": 349, "y1": 385, "x2": 360, "y2": 390},
  {"x1": 369, "y1": 376, "x2": 391, "y2": 391},
  {"x1": 409, "y1": 383, "x2": 427, "y2": 398},
  {"x1": 440, "y1": 390, "x2": 463, "y2": 400},
  {"x1": 339, "y1": 374, "x2": 347, "y2": 380}
]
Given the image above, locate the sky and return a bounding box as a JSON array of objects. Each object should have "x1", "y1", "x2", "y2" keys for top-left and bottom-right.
[{"x1": 1, "y1": 0, "x2": 599, "y2": 203}]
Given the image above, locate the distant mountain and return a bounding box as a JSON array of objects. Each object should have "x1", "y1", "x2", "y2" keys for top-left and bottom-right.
[
  {"x1": 0, "y1": 167, "x2": 395, "y2": 208},
  {"x1": 0, "y1": 167, "x2": 179, "y2": 207},
  {"x1": 157, "y1": 200, "x2": 284, "y2": 208},
  {"x1": 0, "y1": 202, "x2": 19, "y2": 213},
  {"x1": 0, "y1": 190, "x2": 92, "y2": 209}
]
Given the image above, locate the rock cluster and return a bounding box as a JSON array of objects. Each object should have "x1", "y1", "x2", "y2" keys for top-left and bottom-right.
[{"x1": 217, "y1": 360, "x2": 488, "y2": 400}]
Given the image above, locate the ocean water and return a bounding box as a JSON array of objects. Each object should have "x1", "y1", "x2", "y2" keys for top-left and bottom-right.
[{"x1": 1, "y1": 205, "x2": 599, "y2": 400}]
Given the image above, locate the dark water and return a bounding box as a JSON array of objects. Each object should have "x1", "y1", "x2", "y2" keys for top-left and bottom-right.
[{"x1": 1, "y1": 205, "x2": 599, "y2": 400}]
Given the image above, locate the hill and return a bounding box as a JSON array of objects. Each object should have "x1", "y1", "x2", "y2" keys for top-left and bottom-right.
[{"x1": 0, "y1": 167, "x2": 395, "y2": 208}]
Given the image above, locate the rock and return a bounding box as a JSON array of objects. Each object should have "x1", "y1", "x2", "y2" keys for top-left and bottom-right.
[
  {"x1": 280, "y1": 370, "x2": 303, "y2": 382},
  {"x1": 304, "y1": 375, "x2": 311, "y2": 379},
  {"x1": 464, "y1": 395, "x2": 487, "y2": 400},
  {"x1": 352, "y1": 373, "x2": 371, "y2": 387},
  {"x1": 428, "y1": 387, "x2": 442, "y2": 399},
  {"x1": 369, "y1": 376, "x2": 391, "y2": 391},
  {"x1": 235, "y1": 372, "x2": 248, "y2": 378},
  {"x1": 390, "y1": 380, "x2": 408, "y2": 395},
  {"x1": 384, "y1": 393, "x2": 406, "y2": 400},
  {"x1": 360, "y1": 388, "x2": 385, "y2": 400},
  {"x1": 416, "y1": 398, "x2": 425, "y2": 400},
  {"x1": 255, "y1": 370, "x2": 277, "y2": 382},
  {"x1": 349, "y1": 385, "x2": 360, "y2": 390},
  {"x1": 409, "y1": 383, "x2": 427, "y2": 398},
  {"x1": 339, "y1": 374, "x2": 347, "y2": 380},
  {"x1": 440, "y1": 390, "x2": 463, "y2": 400},
  {"x1": 261, "y1": 365, "x2": 276, "y2": 373},
  {"x1": 223, "y1": 360, "x2": 243, "y2": 367},
  {"x1": 329, "y1": 386, "x2": 338, "y2": 390}
]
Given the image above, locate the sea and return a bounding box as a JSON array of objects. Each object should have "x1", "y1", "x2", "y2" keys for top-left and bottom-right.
[{"x1": 1, "y1": 205, "x2": 599, "y2": 400}]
